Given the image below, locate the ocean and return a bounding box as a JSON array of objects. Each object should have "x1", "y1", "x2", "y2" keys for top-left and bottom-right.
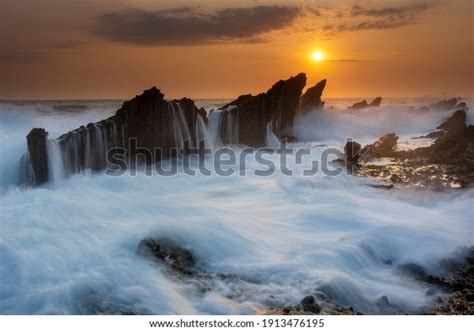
[{"x1": 0, "y1": 98, "x2": 473, "y2": 314}]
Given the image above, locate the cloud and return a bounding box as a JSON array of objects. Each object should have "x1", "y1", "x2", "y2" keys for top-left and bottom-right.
[
  {"x1": 96, "y1": 5, "x2": 303, "y2": 46},
  {"x1": 0, "y1": 52, "x2": 43, "y2": 64},
  {"x1": 323, "y1": 2, "x2": 433, "y2": 34},
  {"x1": 350, "y1": 3, "x2": 430, "y2": 18},
  {"x1": 346, "y1": 3, "x2": 432, "y2": 31}
]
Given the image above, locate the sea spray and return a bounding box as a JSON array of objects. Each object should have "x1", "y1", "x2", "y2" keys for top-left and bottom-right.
[
  {"x1": 265, "y1": 122, "x2": 281, "y2": 149},
  {"x1": 46, "y1": 139, "x2": 66, "y2": 184}
]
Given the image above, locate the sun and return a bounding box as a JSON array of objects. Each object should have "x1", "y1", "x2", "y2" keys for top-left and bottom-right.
[{"x1": 312, "y1": 51, "x2": 324, "y2": 62}]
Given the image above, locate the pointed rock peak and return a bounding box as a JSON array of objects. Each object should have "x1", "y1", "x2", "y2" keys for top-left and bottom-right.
[
  {"x1": 268, "y1": 73, "x2": 307, "y2": 93},
  {"x1": 300, "y1": 79, "x2": 327, "y2": 114},
  {"x1": 369, "y1": 97, "x2": 382, "y2": 107}
]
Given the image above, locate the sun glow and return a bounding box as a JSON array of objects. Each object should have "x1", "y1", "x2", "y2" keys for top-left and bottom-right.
[{"x1": 312, "y1": 51, "x2": 324, "y2": 62}]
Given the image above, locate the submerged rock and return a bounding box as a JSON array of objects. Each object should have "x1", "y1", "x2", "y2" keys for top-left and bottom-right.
[
  {"x1": 399, "y1": 263, "x2": 429, "y2": 280},
  {"x1": 300, "y1": 295, "x2": 322, "y2": 314},
  {"x1": 137, "y1": 237, "x2": 197, "y2": 275},
  {"x1": 270, "y1": 296, "x2": 356, "y2": 315}
]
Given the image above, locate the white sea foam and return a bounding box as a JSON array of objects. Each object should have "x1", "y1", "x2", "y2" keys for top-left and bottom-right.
[{"x1": 0, "y1": 99, "x2": 473, "y2": 314}]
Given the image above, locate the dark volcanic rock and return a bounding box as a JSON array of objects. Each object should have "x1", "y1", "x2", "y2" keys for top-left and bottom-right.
[
  {"x1": 420, "y1": 130, "x2": 445, "y2": 139},
  {"x1": 26, "y1": 128, "x2": 49, "y2": 185},
  {"x1": 137, "y1": 237, "x2": 197, "y2": 274},
  {"x1": 219, "y1": 73, "x2": 307, "y2": 146},
  {"x1": 359, "y1": 133, "x2": 398, "y2": 161},
  {"x1": 436, "y1": 110, "x2": 467, "y2": 134},
  {"x1": 399, "y1": 263, "x2": 429, "y2": 281},
  {"x1": 424, "y1": 249, "x2": 474, "y2": 315},
  {"x1": 300, "y1": 295, "x2": 322, "y2": 314},
  {"x1": 348, "y1": 97, "x2": 382, "y2": 110},
  {"x1": 299, "y1": 79, "x2": 326, "y2": 115},
  {"x1": 428, "y1": 125, "x2": 474, "y2": 164}
]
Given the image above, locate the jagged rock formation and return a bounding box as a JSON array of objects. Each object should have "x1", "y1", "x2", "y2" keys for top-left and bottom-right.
[
  {"x1": 218, "y1": 73, "x2": 307, "y2": 146},
  {"x1": 299, "y1": 79, "x2": 326, "y2": 115},
  {"x1": 358, "y1": 133, "x2": 398, "y2": 162},
  {"x1": 436, "y1": 110, "x2": 467, "y2": 134},
  {"x1": 26, "y1": 87, "x2": 207, "y2": 185},
  {"x1": 25, "y1": 74, "x2": 325, "y2": 185},
  {"x1": 348, "y1": 97, "x2": 382, "y2": 110},
  {"x1": 429, "y1": 98, "x2": 464, "y2": 111}
]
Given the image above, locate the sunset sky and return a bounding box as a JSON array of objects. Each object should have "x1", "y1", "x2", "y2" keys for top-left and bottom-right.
[{"x1": 0, "y1": 0, "x2": 472, "y2": 100}]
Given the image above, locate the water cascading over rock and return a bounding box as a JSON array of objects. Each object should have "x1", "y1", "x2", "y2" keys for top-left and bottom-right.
[
  {"x1": 25, "y1": 87, "x2": 207, "y2": 185},
  {"x1": 24, "y1": 74, "x2": 327, "y2": 185},
  {"x1": 215, "y1": 74, "x2": 327, "y2": 146}
]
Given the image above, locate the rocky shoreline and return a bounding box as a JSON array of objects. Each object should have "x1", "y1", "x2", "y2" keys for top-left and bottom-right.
[{"x1": 339, "y1": 106, "x2": 474, "y2": 189}]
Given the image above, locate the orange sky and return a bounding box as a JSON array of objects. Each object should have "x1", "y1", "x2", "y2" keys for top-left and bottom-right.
[{"x1": 0, "y1": 0, "x2": 472, "y2": 100}]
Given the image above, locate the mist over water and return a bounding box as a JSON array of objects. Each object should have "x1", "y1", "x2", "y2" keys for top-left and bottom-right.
[{"x1": 0, "y1": 98, "x2": 473, "y2": 314}]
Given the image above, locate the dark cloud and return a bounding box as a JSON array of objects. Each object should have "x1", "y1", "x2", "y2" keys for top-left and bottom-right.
[
  {"x1": 96, "y1": 5, "x2": 303, "y2": 46},
  {"x1": 350, "y1": 3, "x2": 430, "y2": 18},
  {"x1": 0, "y1": 52, "x2": 45, "y2": 64},
  {"x1": 342, "y1": 3, "x2": 432, "y2": 32}
]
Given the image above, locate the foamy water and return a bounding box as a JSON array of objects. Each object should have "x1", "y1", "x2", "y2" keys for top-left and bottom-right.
[{"x1": 0, "y1": 98, "x2": 473, "y2": 314}]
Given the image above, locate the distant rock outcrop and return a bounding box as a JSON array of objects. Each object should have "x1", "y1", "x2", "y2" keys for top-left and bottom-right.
[
  {"x1": 429, "y1": 98, "x2": 462, "y2": 111},
  {"x1": 348, "y1": 97, "x2": 382, "y2": 110},
  {"x1": 299, "y1": 79, "x2": 327, "y2": 115}
]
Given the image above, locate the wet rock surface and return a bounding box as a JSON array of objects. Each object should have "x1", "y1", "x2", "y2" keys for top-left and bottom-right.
[
  {"x1": 268, "y1": 295, "x2": 357, "y2": 315},
  {"x1": 436, "y1": 110, "x2": 467, "y2": 134},
  {"x1": 219, "y1": 73, "x2": 307, "y2": 146},
  {"x1": 340, "y1": 108, "x2": 474, "y2": 189},
  {"x1": 24, "y1": 74, "x2": 328, "y2": 184},
  {"x1": 26, "y1": 128, "x2": 49, "y2": 185},
  {"x1": 136, "y1": 238, "x2": 473, "y2": 315},
  {"x1": 25, "y1": 87, "x2": 207, "y2": 184},
  {"x1": 137, "y1": 237, "x2": 197, "y2": 275}
]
